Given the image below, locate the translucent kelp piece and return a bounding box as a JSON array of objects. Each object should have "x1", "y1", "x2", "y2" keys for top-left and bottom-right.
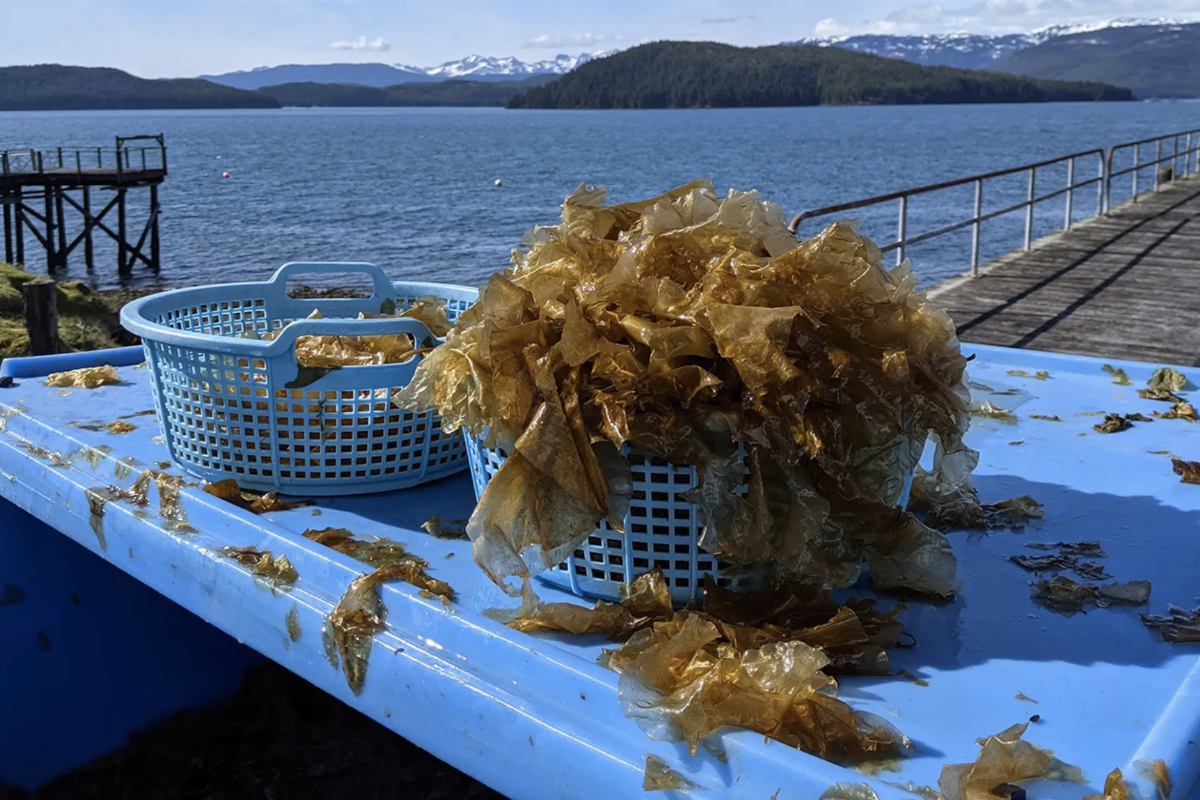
[
  {"x1": 1171, "y1": 459, "x2": 1200, "y2": 484},
  {"x1": 1031, "y1": 575, "x2": 1098, "y2": 615},
  {"x1": 982, "y1": 495, "x2": 1043, "y2": 530},
  {"x1": 971, "y1": 400, "x2": 1017, "y2": 422},
  {"x1": 1148, "y1": 368, "x2": 1187, "y2": 393},
  {"x1": 249, "y1": 492, "x2": 304, "y2": 513},
  {"x1": 1026, "y1": 541, "x2": 1108, "y2": 558},
  {"x1": 303, "y1": 527, "x2": 433, "y2": 572},
  {"x1": 1139, "y1": 388, "x2": 1183, "y2": 403},
  {"x1": 105, "y1": 420, "x2": 136, "y2": 434},
  {"x1": 1083, "y1": 768, "x2": 1131, "y2": 800},
  {"x1": 819, "y1": 784, "x2": 880, "y2": 800},
  {"x1": 939, "y1": 722, "x2": 1084, "y2": 800},
  {"x1": 1094, "y1": 414, "x2": 1132, "y2": 434},
  {"x1": 218, "y1": 546, "x2": 299, "y2": 587},
  {"x1": 44, "y1": 365, "x2": 119, "y2": 389},
  {"x1": 204, "y1": 479, "x2": 306, "y2": 514},
  {"x1": 294, "y1": 330, "x2": 417, "y2": 368},
  {"x1": 1155, "y1": 403, "x2": 1198, "y2": 422},
  {"x1": 643, "y1": 755, "x2": 703, "y2": 792},
  {"x1": 507, "y1": 572, "x2": 671, "y2": 637},
  {"x1": 1141, "y1": 605, "x2": 1200, "y2": 643},
  {"x1": 398, "y1": 295, "x2": 453, "y2": 337},
  {"x1": 1102, "y1": 364, "x2": 1133, "y2": 386},
  {"x1": 421, "y1": 514, "x2": 470, "y2": 539},
  {"x1": 1138, "y1": 759, "x2": 1172, "y2": 799},
  {"x1": 1095, "y1": 581, "x2": 1150, "y2": 608}
]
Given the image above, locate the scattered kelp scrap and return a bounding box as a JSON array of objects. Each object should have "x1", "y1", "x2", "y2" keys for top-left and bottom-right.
[
  {"x1": 818, "y1": 784, "x2": 880, "y2": 800},
  {"x1": 330, "y1": 560, "x2": 455, "y2": 694},
  {"x1": 17, "y1": 441, "x2": 70, "y2": 467},
  {"x1": 394, "y1": 182, "x2": 972, "y2": 601},
  {"x1": 505, "y1": 569, "x2": 673, "y2": 637},
  {"x1": 1148, "y1": 368, "x2": 1188, "y2": 394},
  {"x1": 1125, "y1": 413, "x2": 1154, "y2": 422},
  {"x1": 1171, "y1": 459, "x2": 1200, "y2": 484},
  {"x1": 105, "y1": 420, "x2": 136, "y2": 434},
  {"x1": 938, "y1": 722, "x2": 1084, "y2": 800},
  {"x1": 971, "y1": 400, "x2": 1017, "y2": 422},
  {"x1": 1138, "y1": 759, "x2": 1172, "y2": 799},
  {"x1": 1026, "y1": 541, "x2": 1108, "y2": 558},
  {"x1": 1083, "y1": 768, "x2": 1131, "y2": 800},
  {"x1": 1075, "y1": 562, "x2": 1113, "y2": 581},
  {"x1": 643, "y1": 755, "x2": 703, "y2": 792},
  {"x1": 1032, "y1": 576, "x2": 1150, "y2": 615},
  {"x1": 1102, "y1": 364, "x2": 1133, "y2": 386},
  {"x1": 1139, "y1": 389, "x2": 1184, "y2": 403},
  {"x1": 1011, "y1": 542, "x2": 1112, "y2": 581},
  {"x1": 1030, "y1": 414, "x2": 1061, "y2": 422},
  {"x1": 909, "y1": 471, "x2": 1043, "y2": 532},
  {"x1": 1094, "y1": 414, "x2": 1133, "y2": 434},
  {"x1": 507, "y1": 572, "x2": 912, "y2": 765},
  {"x1": 1154, "y1": 403, "x2": 1197, "y2": 422},
  {"x1": 421, "y1": 514, "x2": 470, "y2": 540},
  {"x1": 44, "y1": 365, "x2": 119, "y2": 389},
  {"x1": 303, "y1": 527, "x2": 453, "y2": 598},
  {"x1": 1140, "y1": 605, "x2": 1200, "y2": 643},
  {"x1": 1010, "y1": 554, "x2": 1074, "y2": 572},
  {"x1": 286, "y1": 605, "x2": 302, "y2": 641},
  {"x1": 203, "y1": 479, "x2": 308, "y2": 513},
  {"x1": 218, "y1": 546, "x2": 299, "y2": 588},
  {"x1": 881, "y1": 780, "x2": 940, "y2": 800},
  {"x1": 897, "y1": 669, "x2": 928, "y2": 687},
  {"x1": 1006, "y1": 369, "x2": 1050, "y2": 380},
  {"x1": 1015, "y1": 692, "x2": 1038, "y2": 704}
]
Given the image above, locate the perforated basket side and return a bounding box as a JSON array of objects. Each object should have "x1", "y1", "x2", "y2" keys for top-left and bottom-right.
[{"x1": 464, "y1": 434, "x2": 764, "y2": 605}]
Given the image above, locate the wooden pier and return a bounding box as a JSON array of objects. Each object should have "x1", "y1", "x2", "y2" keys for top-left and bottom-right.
[
  {"x1": 928, "y1": 175, "x2": 1200, "y2": 367},
  {"x1": 0, "y1": 135, "x2": 166, "y2": 277}
]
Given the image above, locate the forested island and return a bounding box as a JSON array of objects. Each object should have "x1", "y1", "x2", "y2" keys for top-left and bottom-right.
[
  {"x1": 507, "y1": 42, "x2": 1134, "y2": 109},
  {"x1": 257, "y1": 76, "x2": 552, "y2": 107},
  {"x1": 0, "y1": 65, "x2": 278, "y2": 110}
]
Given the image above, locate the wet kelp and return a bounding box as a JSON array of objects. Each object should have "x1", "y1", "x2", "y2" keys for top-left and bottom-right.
[
  {"x1": 508, "y1": 572, "x2": 913, "y2": 766},
  {"x1": 44, "y1": 365, "x2": 120, "y2": 389},
  {"x1": 395, "y1": 181, "x2": 973, "y2": 599},
  {"x1": 939, "y1": 722, "x2": 1084, "y2": 800}
]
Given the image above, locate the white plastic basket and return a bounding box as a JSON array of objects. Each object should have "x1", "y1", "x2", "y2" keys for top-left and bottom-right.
[
  {"x1": 464, "y1": 436, "x2": 769, "y2": 605},
  {"x1": 120, "y1": 262, "x2": 478, "y2": 496}
]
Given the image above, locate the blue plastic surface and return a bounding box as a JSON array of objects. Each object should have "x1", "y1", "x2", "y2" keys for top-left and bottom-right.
[
  {"x1": 2, "y1": 344, "x2": 1199, "y2": 799},
  {"x1": 119, "y1": 263, "x2": 478, "y2": 495},
  {"x1": 0, "y1": 497, "x2": 262, "y2": 789}
]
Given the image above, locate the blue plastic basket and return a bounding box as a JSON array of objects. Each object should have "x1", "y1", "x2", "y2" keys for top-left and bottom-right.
[
  {"x1": 465, "y1": 436, "x2": 919, "y2": 606},
  {"x1": 120, "y1": 262, "x2": 478, "y2": 496}
]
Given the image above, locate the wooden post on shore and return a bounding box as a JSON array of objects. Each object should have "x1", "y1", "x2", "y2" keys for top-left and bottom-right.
[
  {"x1": 23, "y1": 279, "x2": 59, "y2": 356},
  {"x1": 2, "y1": 194, "x2": 11, "y2": 265}
]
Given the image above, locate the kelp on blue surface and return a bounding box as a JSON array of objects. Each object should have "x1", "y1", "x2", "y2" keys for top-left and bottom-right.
[{"x1": 395, "y1": 180, "x2": 973, "y2": 599}]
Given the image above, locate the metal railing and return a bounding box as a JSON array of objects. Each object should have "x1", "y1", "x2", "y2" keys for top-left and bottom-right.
[
  {"x1": 1105, "y1": 128, "x2": 1200, "y2": 210},
  {"x1": 789, "y1": 128, "x2": 1200, "y2": 279},
  {"x1": 0, "y1": 134, "x2": 166, "y2": 181}
]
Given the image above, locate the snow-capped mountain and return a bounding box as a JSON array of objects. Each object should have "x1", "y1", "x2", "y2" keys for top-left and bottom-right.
[
  {"x1": 421, "y1": 51, "x2": 615, "y2": 79},
  {"x1": 797, "y1": 18, "x2": 1198, "y2": 71},
  {"x1": 202, "y1": 52, "x2": 615, "y2": 90}
]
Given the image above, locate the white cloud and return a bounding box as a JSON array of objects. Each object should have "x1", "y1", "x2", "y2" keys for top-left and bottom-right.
[
  {"x1": 329, "y1": 35, "x2": 391, "y2": 51},
  {"x1": 701, "y1": 14, "x2": 756, "y2": 23},
  {"x1": 523, "y1": 32, "x2": 623, "y2": 49},
  {"x1": 814, "y1": 0, "x2": 1200, "y2": 36}
]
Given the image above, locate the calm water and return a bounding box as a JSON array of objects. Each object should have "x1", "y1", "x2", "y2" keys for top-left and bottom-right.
[{"x1": 1, "y1": 103, "x2": 1197, "y2": 291}]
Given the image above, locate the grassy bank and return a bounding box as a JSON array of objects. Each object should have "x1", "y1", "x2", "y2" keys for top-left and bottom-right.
[{"x1": 0, "y1": 262, "x2": 142, "y2": 364}]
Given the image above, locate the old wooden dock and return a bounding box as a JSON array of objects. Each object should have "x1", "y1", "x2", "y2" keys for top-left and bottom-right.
[
  {"x1": 928, "y1": 175, "x2": 1200, "y2": 367},
  {"x1": 1, "y1": 135, "x2": 166, "y2": 277}
]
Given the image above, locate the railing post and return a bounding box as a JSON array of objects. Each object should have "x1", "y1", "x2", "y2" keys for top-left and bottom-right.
[
  {"x1": 896, "y1": 195, "x2": 908, "y2": 267},
  {"x1": 1188, "y1": 132, "x2": 1195, "y2": 176},
  {"x1": 1100, "y1": 152, "x2": 1108, "y2": 216},
  {"x1": 96, "y1": 146, "x2": 102, "y2": 168},
  {"x1": 1155, "y1": 139, "x2": 1162, "y2": 190},
  {"x1": 1133, "y1": 143, "x2": 1140, "y2": 199},
  {"x1": 56, "y1": 147, "x2": 62, "y2": 169},
  {"x1": 971, "y1": 179, "x2": 983, "y2": 277},
  {"x1": 1, "y1": 151, "x2": 7, "y2": 178},
  {"x1": 74, "y1": 150, "x2": 81, "y2": 174},
  {"x1": 1024, "y1": 167, "x2": 1036, "y2": 251},
  {"x1": 141, "y1": 148, "x2": 146, "y2": 171},
  {"x1": 1064, "y1": 157, "x2": 1075, "y2": 231}
]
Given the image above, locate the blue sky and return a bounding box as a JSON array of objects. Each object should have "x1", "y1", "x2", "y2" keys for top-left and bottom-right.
[{"x1": 6, "y1": 0, "x2": 1200, "y2": 77}]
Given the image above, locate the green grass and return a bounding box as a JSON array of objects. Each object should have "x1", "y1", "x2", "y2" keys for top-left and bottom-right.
[{"x1": 0, "y1": 261, "x2": 136, "y2": 364}]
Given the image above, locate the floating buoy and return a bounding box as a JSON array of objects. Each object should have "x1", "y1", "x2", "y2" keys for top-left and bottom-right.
[
  {"x1": 494, "y1": 178, "x2": 502, "y2": 187},
  {"x1": 222, "y1": 171, "x2": 231, "y2": 179}
]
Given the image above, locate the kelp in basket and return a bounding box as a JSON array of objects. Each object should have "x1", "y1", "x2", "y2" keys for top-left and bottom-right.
[{"x1": 395, "y1": 181, "x2": 973, "y2": 598}]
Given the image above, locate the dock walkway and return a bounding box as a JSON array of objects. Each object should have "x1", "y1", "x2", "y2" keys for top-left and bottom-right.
[{"x1": 928, "y1": 176, "x2": 1200, "y2": 366}]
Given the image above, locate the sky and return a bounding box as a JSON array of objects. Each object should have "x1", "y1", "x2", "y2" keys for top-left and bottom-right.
[{"x1": 5, "y1": 0, "x2": 1200, "y2": 78}]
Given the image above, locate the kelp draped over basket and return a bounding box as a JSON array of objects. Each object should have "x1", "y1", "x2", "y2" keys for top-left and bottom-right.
[{"x1": 396, "y1": 180, "x2": 974, "y2": 597}]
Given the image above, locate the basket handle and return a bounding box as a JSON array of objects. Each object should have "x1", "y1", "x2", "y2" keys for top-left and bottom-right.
[
  {"x1": 266, "y1": 316, "x2": 436, "y2": 365},
  {"x1": 269, "y1": 262, "x2": 395, "y2": 301}
]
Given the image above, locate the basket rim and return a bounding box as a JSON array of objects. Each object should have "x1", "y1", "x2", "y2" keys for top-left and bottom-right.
[{"x1": 119, "y1": 277, "x2": 478, "y2": 358}]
